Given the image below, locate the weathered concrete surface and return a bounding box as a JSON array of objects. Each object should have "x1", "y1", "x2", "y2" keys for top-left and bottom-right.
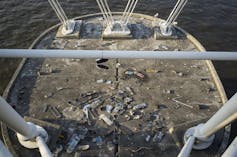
[{"x1": 2, "y1": 14, "x2": 226, "y2": 157}]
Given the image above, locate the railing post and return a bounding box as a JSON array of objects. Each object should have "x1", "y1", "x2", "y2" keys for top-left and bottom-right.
[
  {"x1": 0, "y1": 97, "x2": 37, "y2": 139},
  {"x1": 0, "y1": 97, "x2": 53, "y2": 157},
  {"x1": 178, "y1": 93, "x2": 237, "y2": 157},
  {"x1": 195, "y1": 93, "x2": 237, "y2": 139}
]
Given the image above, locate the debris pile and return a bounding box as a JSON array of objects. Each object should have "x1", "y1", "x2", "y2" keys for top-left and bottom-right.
[{"x1": 48, "y1": 85, "x2": 166, "y2": 156}]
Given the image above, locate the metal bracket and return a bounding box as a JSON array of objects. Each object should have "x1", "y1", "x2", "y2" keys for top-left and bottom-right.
[
  {"x1": 184, "y1": 124, "x2": 215, "y2": 150},
  {"x1": 56, "y1": 20, "x2": 82, "y2": 39},
  {"x1": 103, "y1": 21, "x2": 132, "y2": 39}
]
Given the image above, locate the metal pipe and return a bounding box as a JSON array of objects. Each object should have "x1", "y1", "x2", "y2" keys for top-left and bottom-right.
[
  {"x1": 166, "y1": 0, "x2": 188, "y2": 26},
  {"x1": 222, "y1": 136, "x2": 237, "y2": 157},
  {"x1": 160, "y1": 0, "x2": 188, "y2": 35},
  {"x1": 1, "y1": 49, "x2": 237, "y2": 61},
  {"x1": 177, "y1": 136, "x2": 195, "y2": 157},
  {"x1": 0, "y1": 97, "x2": 37, "y2": 139},
  {"x1": 0, "y1": 140, "x2": 13, "y2": 157},
  {"x1": 125, "y1": 0, "x2": 139, "y2": 24},
  {"x1": 36, "y1": 136, "x2": 53, "y2": 157},
  {"x1": 195, "y1": 93, "x2": 237, "y2": 139}
]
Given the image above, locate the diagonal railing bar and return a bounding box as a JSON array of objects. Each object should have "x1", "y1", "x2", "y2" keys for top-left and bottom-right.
[
  {"x1": 166, "y1": 0, "x2": 188, "y2": 26},
  {"x1": 124, "y1": 0, "x2": 139, "y2": 24},
  {"x1": 103, "y1": 0, "x2": 114, "y2": 23},
  {"x1": 121, "y1": 0, "x2": 132, "y2": 22},
  {"x1": 96, "y1": 0, "x2": 114, "y2": 28},
  {"x1": 48, "y1": 0, "x2": 68, "y2": 25},
  {"x1": 122, "y1": 0, "x2": 135, "y2": 24},
  {"x1": 160, "y1": 0, "x2": 188, "y2": 36}
]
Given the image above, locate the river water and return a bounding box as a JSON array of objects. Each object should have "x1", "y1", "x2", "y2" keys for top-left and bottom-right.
[{"x1": 0, "y1": 0, "x2": 237, "y2": 96}]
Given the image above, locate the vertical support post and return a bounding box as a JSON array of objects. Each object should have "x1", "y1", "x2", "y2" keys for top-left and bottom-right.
[
  {"x1": 0, "y1": 140, "x2": 13, "y2": 157},
  {"x1": 160, "y1": 0, "x2": 188, "y2": 36},
  {"x1": 177, "y1": 136, "x2": 195, "y2": 157},
  {"x1": 36, "y1": 136, "x2": 53, "y2": 157},
  {"x1": 222, "y1": 136, "x2": 237, "y2": 157}
]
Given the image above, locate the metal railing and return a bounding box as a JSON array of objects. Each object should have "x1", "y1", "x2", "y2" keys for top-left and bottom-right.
[
  {"x1": 0, "y1": 97, "x2": 53, "y2": 157},
  {"x1": 160, "y1": 0, "x2": 189, "y2": 36},
  {"x1": 1, "y1": 49, "x2": 237, "y2": 157},
  {"x1": 0, "y1": 49, "x2": 237, "y2": 60}
]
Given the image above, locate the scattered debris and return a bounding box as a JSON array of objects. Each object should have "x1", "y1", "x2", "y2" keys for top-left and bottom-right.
[
  {"x1": 66, "y1": 134, "x2": 82, "y2": 153},
  {"x1": 133, "y1": 103, "x2": 147, "y2": 110},
  {"x1": 134, "y1": 72, "x2": 145, "y2": 79},
  {"x1": 99, "y1": 114, "x2": 113, "y2": 126},
  {"x1": 145, "y1": 69, "x2": 160, "y2": 73},
  {"x1": 107, "y1": 141, "x2": 114, "y2": 151},
  {"x1": 92, "y1": 136, "x2": 103, "y2": 146},
  {"x1": 44, "y1": 92, "x2": 54, "y2": 98},
  {"x1": 198, "y1": 104, "x2": 210, "y2": 110},
  {"x1": 96, "y1": 79, "x2": 113, "y2": 85},
  {"x1": 53, "y1": 145, "x2": 63, "y2": 157},
  {"x1": 172, "y1": 97, "x2": 193, "y2": 109},
  {"x1": 124, "y1": 97, "x2": 133, "y2": 104},
  {"x1": 56, "y1": 87, "x2": 64, "y2": 91},
  {"x1": 106, "y1": 105, "x2": 113, "y2": 113},
  {"x1": 126, "y1": 147, "x2": 152, "y2": 153},
  {"x1": 42, "y1": 104, "x2": 49, "y2": 112},
  {"x1": 49, "y1": 106, "x2": 62, "y2": 118},
  {"x1": 145, "y1": 135, "x2": 151, "y2": 142},
  {"x1": 124, "y1": 70, "x2": 146, "y2": 80},
  {"x1": 74, "y1": 152, "x2": 81, "y2": 157},
  {"x1": 152, "y1": 131, "x2": 164, "y2": 143},
  {"x1": 66, "y1": 127, "x2": 88, "y2": 153},
  {"x1": 125, "y1": 87, "x2": 135, "y2": 96},
  {"x1": 62, "y1": 107, "x2": 85, "y2": 122},
  {"x1": 78, "y1": 145, "x2": 90, "y2": 151},
  {"x1": 97, "y1": 79, "x2": 105, "y2": 84},
  {"x1": 113, "y1": 103, "x2": 124, "y2": 113}
]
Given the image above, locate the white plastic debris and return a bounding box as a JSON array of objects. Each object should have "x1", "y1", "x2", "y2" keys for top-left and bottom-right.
[
  {"x1": 133, "y1": 103, "x2": 147, "y2": 110},
  {"x1": 106, "y1": 105, "x2": 113, "y2": 113},
  {"x1": 96, "y1": 79, "x2": 105, "y2": 84},
  {"x1": 99, "y1": 114, "x2": 113, "y2": 126}
]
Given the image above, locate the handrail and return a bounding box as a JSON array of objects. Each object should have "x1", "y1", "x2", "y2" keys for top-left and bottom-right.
[
  {"x1": 0, "y1": 97, "x2": 53, "y2": 157},
  {"x1": 178, "y1": 93, "x2": 237, "y2": 157},
  {"x1": 0, "y1": 49, "x2": 237, "y2": 60}
]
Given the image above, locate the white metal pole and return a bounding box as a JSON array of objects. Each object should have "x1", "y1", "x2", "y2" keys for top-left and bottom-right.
[
  {"x1": 222, "y1": 136, "x2": 237, "y2": 157},
  {"x1": 36, "y1": 136, "x2": 53, "y2": 157},
  {"x1": 177, "y1": 136, "x2": 195, "y2": 157},
  {"x1": 0, "y1": 97, "x2": 37, "y2": 139},
  {"x1": 195, "y1": 93, "x2": 237, "y2": 139},
  {"x1": 1, "y1": 49, "x2": 237, "y2": 60},
  {"x1": 0, "y1": 140, "x2": 13, "y2": 157}
]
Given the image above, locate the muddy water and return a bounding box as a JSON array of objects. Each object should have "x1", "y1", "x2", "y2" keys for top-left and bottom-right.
[{"x1": 0, "y1": 0, "x2": 237, "y2": 95}]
